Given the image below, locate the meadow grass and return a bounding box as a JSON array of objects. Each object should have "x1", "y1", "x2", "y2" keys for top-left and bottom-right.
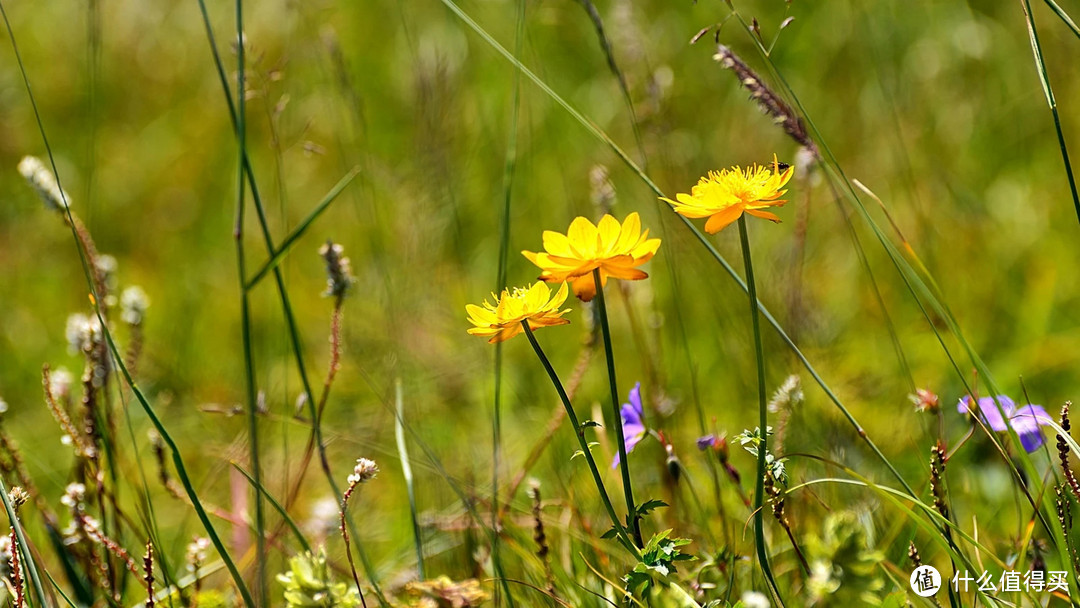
[{"x1": 0, "y1": 0, "x2": 1079, "y2": 606}]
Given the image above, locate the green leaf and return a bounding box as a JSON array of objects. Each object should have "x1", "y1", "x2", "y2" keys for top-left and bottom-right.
[
  {"x1": 571, "y1": 442, "x2": 599, "y2": 460},
  {"x1": 636, "y1": 499, "x2": 668, "y2": 516}
]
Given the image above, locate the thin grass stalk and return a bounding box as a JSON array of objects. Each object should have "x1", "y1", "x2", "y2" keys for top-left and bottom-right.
[
  {"x1": 520, "y1": 322, "x2": 642, "y2": 560},
  {"x1": 737, "y1": 217, "x2": 783, "y2": 605},
  {"x1": 340, "y1": 494, "x2": 369, "y2": 608},
  {"x1": 394, "y1": 380, "x2": 425, "y2": 580},
  {"x1": 591, "y1": 268, "x2": 642, "y2": 549},
  {"x1": 573, "y1": 0, "x2": 647, "y2": 169},
  {"x1": 1043, "y1": 0, "x2": 1080, "y2": 38},
  {"x1": 489, "y1": 1, "x2": 525, "y2": 602},
  {"x1": 233, "y1": 0, "x2": 266, "y2": 600},
  {"x1": 0, "y1": 480, "x2": 47, "y2": 608},
  {"x1": 1019, "y1": 0, "x2": 1080, "y2": 226},
  {"x1": 0, "y1": 4, "x2": 256, "y2": 605}
]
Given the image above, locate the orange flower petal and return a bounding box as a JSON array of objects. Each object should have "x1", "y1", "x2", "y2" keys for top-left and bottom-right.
[{"x1": 704, "y1": 205, "x2": 744, "y2": 234}]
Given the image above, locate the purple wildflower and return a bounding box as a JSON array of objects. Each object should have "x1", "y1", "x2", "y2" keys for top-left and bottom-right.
[
  {"x1": 612, "y1": 382, "x2": 646, "y2": 469},
  {"x1": 697, "y1": 435, "x2": 718, "y2": 451},
  {"x1": 957, "y1": 395, "x2": 1053, "y2": 453}
]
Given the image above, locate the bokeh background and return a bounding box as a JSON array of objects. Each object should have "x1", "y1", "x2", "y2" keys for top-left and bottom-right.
[{"x1": 0, "y1": 0, "x2": 1078, "y2": 593}]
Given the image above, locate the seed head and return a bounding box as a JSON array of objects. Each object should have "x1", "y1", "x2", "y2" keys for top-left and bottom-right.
[
  {"x1": 18, "y1": 156, "x2": 69, "y2": 212},
  {"x1": 319, "y1": 241, "x2": 356, "y2": 299}
]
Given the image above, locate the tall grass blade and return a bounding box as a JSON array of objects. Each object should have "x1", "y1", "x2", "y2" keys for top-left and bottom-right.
[
  {"x1": 1043, "y1": 0, "x2": 1080, "y2": 40},
  {"x1": 0, "y1": 478, "x2": 49, "y2": 608},
  {"x1": 394, "y1": 380, "x2": 426, "y2": 580},
  {"x1": 233, "y1": 0, "x2": 267, "y2": 600},
  {"x1": 1019, "y1": 0, "x2": 1080, "y2": 227},
  {"x1": 490, "y1": 0, "x2": 525, "y2": 602}
]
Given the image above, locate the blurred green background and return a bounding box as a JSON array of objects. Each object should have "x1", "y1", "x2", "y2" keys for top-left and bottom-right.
[{"x1": 0, "y1": 0, "x2": 1078, "y2": 593}]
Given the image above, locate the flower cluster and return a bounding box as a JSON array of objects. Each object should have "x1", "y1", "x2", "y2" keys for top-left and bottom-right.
[{"x1": 347, "y1": 458, "x2": 379, "y2": 485}]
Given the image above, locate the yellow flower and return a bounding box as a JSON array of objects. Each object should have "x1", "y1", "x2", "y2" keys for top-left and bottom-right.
[
  {"x1": 466, "y1": 281, "x2": 571, "y2": 344},
  {"x1": 521, "y1": 212, "x2": 661, "y2": 302},
  {"x1": 661, "y1": 157, "x2": 794, "y2": 234}
]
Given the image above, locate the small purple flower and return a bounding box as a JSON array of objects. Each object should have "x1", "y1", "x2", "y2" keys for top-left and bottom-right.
[
  {"x1": 613, "y1": 382, "x2": 646, "y2": 469},
  {"x1": 957, "y1": 395, "x2": 1053, "y2": 453},
  {"x1": 697, "y1": 435, "x2": 718, "y2": 451}
]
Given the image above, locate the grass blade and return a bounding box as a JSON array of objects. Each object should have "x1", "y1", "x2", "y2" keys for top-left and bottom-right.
[
  {"x1": 1019, "y1": 0, "x2": 1080, "y2": 227},
  {"x1": 394, "y1": 380, "x2": 425, "y2": 580},
  {"x1": 0, "y1": 478, "x2": 49, "y2": 608},
  {"x1": 244, "y1": 167, "x2": 361, "y2": 290}
]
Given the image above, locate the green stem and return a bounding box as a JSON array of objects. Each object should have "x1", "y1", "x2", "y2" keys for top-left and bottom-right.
[
  {"x1": 234, "y1": 0, "x2": 266, "y2": 601},
  {"x1": 737, "y1": 217, "x2": 784, "y2": 606},
  {"x1": 591, "y1": 268, "x2": 642, "y2": 548},
  {"x1": 521, "y1": 322, "x2": 641, "y2": 560}
]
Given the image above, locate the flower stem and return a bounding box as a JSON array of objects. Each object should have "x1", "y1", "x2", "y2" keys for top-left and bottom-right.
[
  {"x1": 737, "y1": 216, "x2": 784, "y2": 605},
  {"x1": 340, "y1": 487, "x2": 369, "y2": 608},
  {"x1": 591, "y1": 268, "x2": 643, "y2": 549},
  {"x1": 521, "y1": 322, "x2": 642, "y2": 560}
]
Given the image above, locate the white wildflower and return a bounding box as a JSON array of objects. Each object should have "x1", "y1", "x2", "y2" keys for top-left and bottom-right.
[
  {"x1": 65, "y1": 313, "x2": 102, "y2": 355},
  {"x1": 120, "y1": 286, "x2": 150, "y2": 325},
  {"x1": 347, "y1": 458, "x2": 378, "y2": 485},
  {"x1": 60, "y1": 483, "x2": 86, "y2": 508}
]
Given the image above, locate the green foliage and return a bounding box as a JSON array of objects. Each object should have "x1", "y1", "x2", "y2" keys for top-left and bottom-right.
[
  {"x1": 736, "y1": 427, "x2": 787, "y2": 484},
  {"x1": 622, "y1": 529, "x2": 696, "y2": 600},
  {"x1": 277, "y1": 547, "x2": 362, "y2": 608},
  {"x1": 804, "y1": 512, "x2": 888, "y2": 606}
]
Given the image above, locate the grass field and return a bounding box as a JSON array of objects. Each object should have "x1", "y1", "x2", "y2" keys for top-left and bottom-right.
[{"x1": 1, "y1": 0, "x2": 1080, "y2": 606}]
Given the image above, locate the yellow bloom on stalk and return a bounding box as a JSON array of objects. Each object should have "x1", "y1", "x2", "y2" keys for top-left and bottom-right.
[
  {"x1": 661, "y1": 157, "x2": 794, "y2": 234},
  {"x1": 466, "y1": 281, "x2": 571, "y2": 344},
  {"x1": 522, "y1": 212, "x2": 661, "y2": 302}
]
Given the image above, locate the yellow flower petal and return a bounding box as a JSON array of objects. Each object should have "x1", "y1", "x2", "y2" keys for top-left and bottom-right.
[
  {"x1": 466, "y1": 281, "x2": 572, "y2": 344},
  {"x1": 663, "y1": 157, "x2": 794, "y2": 233},
  {"x1": 521, "y1": 213, "x2": 660, "y2": 301}
]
